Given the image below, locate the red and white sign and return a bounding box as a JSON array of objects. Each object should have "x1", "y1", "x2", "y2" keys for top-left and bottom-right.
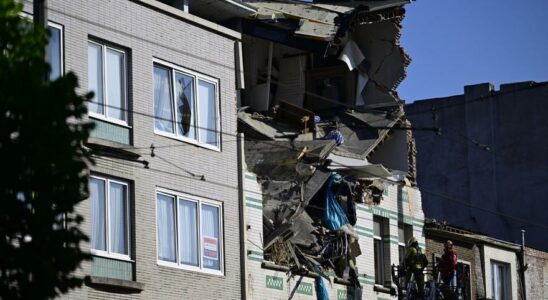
[{"x1": 203, "y1": 236, "x2": 218, "y2": 260}]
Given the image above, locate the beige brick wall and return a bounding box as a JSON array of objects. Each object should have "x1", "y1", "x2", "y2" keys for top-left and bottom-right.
[{"x1": 23, "y1": 0, "x2": 242, "y2": 298}]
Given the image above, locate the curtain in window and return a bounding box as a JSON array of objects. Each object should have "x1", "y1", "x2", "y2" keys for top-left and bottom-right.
[
  {"x1": 492, "y1": 263, "x2": 504, "y2": 300},
  {"x1": 175, "y1": 73, "x2": 195, "y2": 139},
  {"x1": 88, "y1": 43, "x2": 104, "y2": 115},
  {"x1": 106, "y1": 49, "x2": 125, "y2": 121},
  {"x1": 157, "y1": 194, "x2": 176, "y2": 262},
  {"x1": 90, "y1": 178, "x2": 106, "y2": 251},
  {"x1": 47, "y1": 27, "x2": 61, "y2": 80},
  {"x1": 201, "y1": 204, "x2": 220, "y2": 270},
  {"x1": 154, "y1": 66, "x2": 174, "y2": 133},
  {"x1": 109, "y1": 182, "x2": 127, "y2": 255},
  {"x1": 197, "y1": 80, "x2": 217, "y2": 146},
  {"x1": 179, "y1": 200, "x2": 198, "y2": 266}
]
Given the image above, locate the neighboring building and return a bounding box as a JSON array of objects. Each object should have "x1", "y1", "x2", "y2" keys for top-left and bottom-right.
[
  {"x1": 405, "y1": 81, "x2": 548, "y2": 252},
  {"x1": 425, "y1": 220, "x2": 523, "y2": 300},
  {"x1": 407, "y1": 82, "x2": 548, "y2": 300},
  {"x1": 523, "y1": 247, "x2": 548, "y2": 300},
  {"x1": 24, "y1": 0, "x2": 243, "y2": 298}
]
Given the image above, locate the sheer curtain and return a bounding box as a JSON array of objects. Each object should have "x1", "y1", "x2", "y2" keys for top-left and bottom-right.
[
  {"x1": 109, "y1": 182, "x2": 127, "y2": 255},
  {"x1": 179, "y1": 200, "x2": 198, "y2": 266},
  {"x1": 201, "y1": 204, "x2": 220, "y2": 270},
  {"x1": 90, "y1": 178, "x2": 106, "y2": 251},
  {"x1": 47, "y1": 27, "x2": 61, "y2": 80},
  {"x1": 157, "y1": 194, "x2": 176, "y2": 262},
  {"x1": 154, "y1": 66, "x2": 174, "y2": 133},
  {"x1": 197, "y1": 80, "x2": 217, "y2": 146},
  {"x1": 88, "y1": 43, "x2": 104, "y2": 115},
  {"x1": 106, "y1": 49, "x2": 125, "y2": 121}
]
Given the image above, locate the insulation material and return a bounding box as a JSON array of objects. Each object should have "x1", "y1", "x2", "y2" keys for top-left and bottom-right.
[
  {"x1": 355, "y1": 73, "x2": 369, "y2": 106},
  {"x1": 274, "y1": 55, "x2": 307, "y2": 107},
  {"x1": 338, "y1": 40, "x2": 365, "y2": 71},
  {"x1": 351, "y1": 19, "x2": 410, "y2": 105}
]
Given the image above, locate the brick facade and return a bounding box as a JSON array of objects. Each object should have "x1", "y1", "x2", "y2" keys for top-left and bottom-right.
[
  {"x1": 23, "y1": 0, "x2": 242, "y2": 298},
  {"x1": 524, "y1": 247, "x2": 548, "y2": 300}
]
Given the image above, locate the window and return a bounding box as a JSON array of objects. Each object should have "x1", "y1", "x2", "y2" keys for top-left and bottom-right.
[
  {"x1": 156, "y1": 190, "x2": 223, "y2": 274},
  {"x1": 18, "y1": 14, "x2": 63, "y2": 80},
  {"x1": 88, "y1": 41, "x2": 128, "y2": 124},
  {"x1": 47, "y1": 23, "x2": 63, "y2": 80},
  {"x1": 398, "y1": 223, "x2": 413, "y2": 264},
  {"x1": 491, "y1": 261, "x2": 511, "y2": 300},
  {"x1": 374, "y1": 217, "x2": 386, "y2": 285},
  {"x1": 153, "y1": 60, "x2": 220, "y2": 149},
  {"x1": 89, "y1": 176, "x2": 130, "y2": 260}
]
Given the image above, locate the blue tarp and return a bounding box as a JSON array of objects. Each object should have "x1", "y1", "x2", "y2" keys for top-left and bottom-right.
[
  {"x1": 322, "y1": 172, "x2": 349, "y2": 230},
  {"x1": 315, "y1": 277, "x2": 329, "y2": 300}
]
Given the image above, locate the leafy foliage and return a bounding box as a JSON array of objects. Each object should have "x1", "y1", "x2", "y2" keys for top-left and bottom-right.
[{"x1": 0, "y1": 0, "x2": 94, "y2": 298}]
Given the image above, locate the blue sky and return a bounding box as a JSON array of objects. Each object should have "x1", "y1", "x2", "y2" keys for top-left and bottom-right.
[{"x1": 398, "y1": 0, "x2": 548, "y2": 102}]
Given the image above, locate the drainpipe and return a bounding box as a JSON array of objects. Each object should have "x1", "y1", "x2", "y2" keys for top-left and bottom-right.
[
  {"x1": 33, "y1": 0, "x2": 48, "y2": 81},
  {"x1": 237, "y1": 133, "x2": 248, "y2": 300},
  {"x1": 519, "y1": 229, "x2": 527, "y2": 300},
  {"x1": 33, "y1": 0, "x2": 47, "y2": 29}
]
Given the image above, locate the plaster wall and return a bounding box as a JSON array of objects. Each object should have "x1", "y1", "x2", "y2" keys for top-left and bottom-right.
[
  {"x1": 405, "y1": 82, "x2": 548, "y2": 251},
  {"x1": 482, "y1": 245, "x2": 518, "y2": 300}
]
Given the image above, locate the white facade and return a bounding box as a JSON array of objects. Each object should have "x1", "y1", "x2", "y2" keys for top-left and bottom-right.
[{"x1": 243, "y1": 171, "x2": 425, "y2": 300}]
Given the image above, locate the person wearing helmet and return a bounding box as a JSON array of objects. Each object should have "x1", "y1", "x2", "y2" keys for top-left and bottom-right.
[
  {"x1": 437, "y1": 240, "x2": 458, "y2": 288},
  {"x1": 405, "y1": 237, "x2": 428, "y2": 297}
]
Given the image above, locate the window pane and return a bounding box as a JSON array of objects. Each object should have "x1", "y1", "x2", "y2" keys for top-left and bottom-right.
[
  {"x1": 175, "y1": 72, "x2": 196, "y2": 139},
  {"x1": 179, "y1": 200, "x2": 198, "y2": 266},
  {"x1": 153, "y1": 66, "x2": 174, "y2": 133},
  {"x1": 398, "y1": 225, "x2": 405, "y2": 244},
  {"x1": 374, "y1": 239, "x2": 382, "y2": 284},
  {"x1": 157, "y1": 194, "x2": 176, "y2": 262},
  {"x1": 197, "y1": 80, "x2": 217, "y2": 146},
  {"x1": 373, "y1": 219, "x2": 381, "y2": 237},
  {"x1": 47, "y1": 26, "x2": 61, "y2": 80},
  {"x1": 90, "y1": 178, "x2": 106, "y2": 251},
  {"x1": 88, "y1": 43, "x2": 104, "y2": 115},
  {"x1": 109, "y1": 182, "x2": 128, "y2": 255},
  {"x1": 201, "y1": 204, "x2": 220, "y2": 270},
  {"x1": 106, "y1": 49, "x2": 125, "y2": 121}
]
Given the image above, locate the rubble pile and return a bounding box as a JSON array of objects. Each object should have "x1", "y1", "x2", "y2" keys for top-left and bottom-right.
[{"x1": 242, "y1": 109, "x2": 399, "y2": 294}]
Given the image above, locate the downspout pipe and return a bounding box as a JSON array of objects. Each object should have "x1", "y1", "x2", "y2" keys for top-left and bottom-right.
[
  {"x1": 237, "y1": 132, "x2": 247, "y2": 300},
  {"x1": 519, "y1": 229, "x2": 527, "y2": 300},
  {"x1": 33, "y1": 0, "x2": 48, "y2": 81}
]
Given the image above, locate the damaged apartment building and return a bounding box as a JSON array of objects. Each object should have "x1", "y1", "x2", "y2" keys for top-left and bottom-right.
[{"x1": 182, "y1": 0, "x2": 427, "y2": 299}]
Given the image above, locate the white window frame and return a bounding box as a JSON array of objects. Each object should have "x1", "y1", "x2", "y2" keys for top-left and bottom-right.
[
  {"x1": 47, "y1": 21, "x2": 64, "y2": 78},
  {"x1": 373, "y1": 217, "x2": 385, "y2": 286},
  {"x1": 152, "y1": 58, "x2": 221, "y2": 151},
  {"x1": 491, "y1": 260, "x2": 511, "y2": 300},
  {"x1": 155, "y1": 188, "x2": 224, "y2": 276},
  {"x1": 87, "y1": 40, "x2": 129, "y2": 127},
  {"x1": 19, "y1": 13, "x2": 64, "y2": 79},
  {"x1": 90, "y1": 175, "x2": 132, "y2": 262}
]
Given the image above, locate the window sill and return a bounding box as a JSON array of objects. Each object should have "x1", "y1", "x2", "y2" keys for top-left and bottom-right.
[
  {"x1": 85, "y1": 276, "x2": 144, "y2": 292},
  {"x1": 91, "y1": 251, "x2": 134, "y2": 263},
  {"x1": 154, "y1": 130, "x2": 221, "y2": 152},
  {"x1": 156, "y1": 260, "x2": 224, "y2": 277},
  {"x1": 86, "y1": 138, "x2": 146, "y2": 166},
  {"x1": 89, "y1": 114, "x2": 132, "y2": 128}
]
